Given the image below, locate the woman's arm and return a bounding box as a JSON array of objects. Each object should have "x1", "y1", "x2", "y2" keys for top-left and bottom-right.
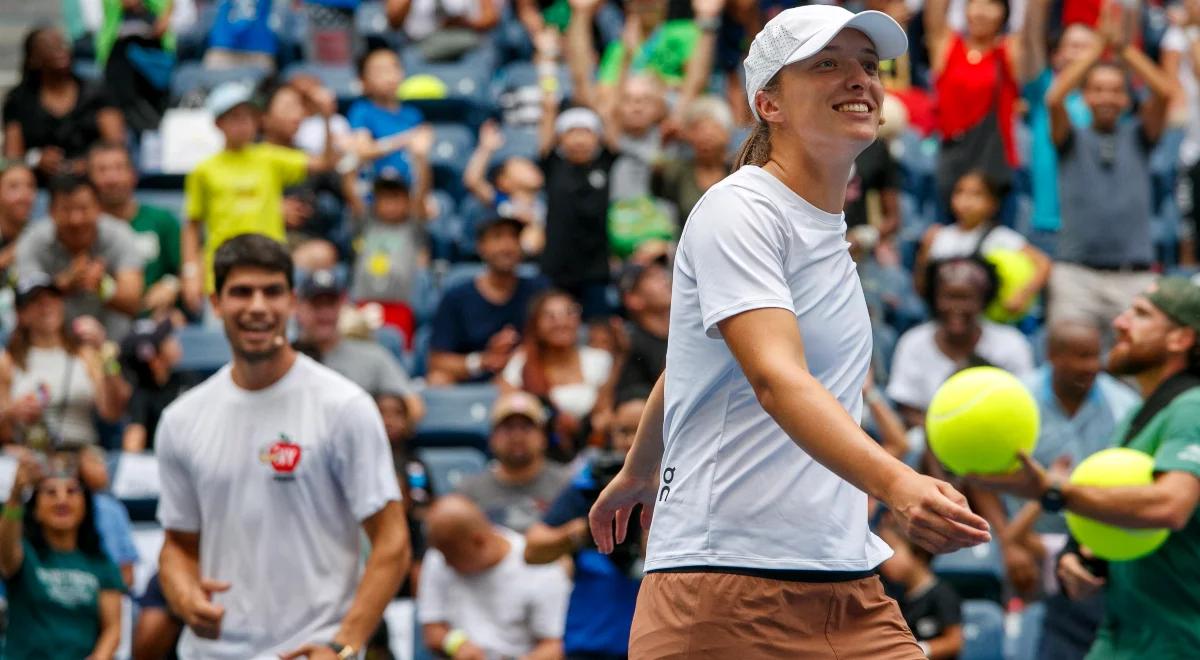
[
  {"x1": 924, "y1": 0, "x2": 953, "y2": 74},
  {"x1": 3, "y1": 122, "x2": 24, "y2": 160},
  {"x1": 0, "y1": 454, "x2": 37, "y2": 578},
  {"x1": 719, "y1": 308, "x2": 990, "y2": 553},
  {"x1": 524, "y1": 519, "x2": 590, "y2": 564},
  {"x1": 1019, "y1": 0, "x2": 1051, "y2": 83},
  {"x1": 89, "y1": 590, "x2": 124, "y2": 660},
  {"x1": 464, "y1": 121, "x2": 502, "y2": 206},
  {"x1": 96, "y1": 108, "x2": 127, "y2": 147},
  {"x1": 925, "y1": 625, "x2": 964, "y2": 660},
  {"x1": 78, "y1": 344, "x2": 130, "y2": 423}
]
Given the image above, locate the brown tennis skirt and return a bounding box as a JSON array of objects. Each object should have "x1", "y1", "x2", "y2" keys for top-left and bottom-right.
[{"x1": 629, "y1": 569, "x2": 925, "y2": 659}]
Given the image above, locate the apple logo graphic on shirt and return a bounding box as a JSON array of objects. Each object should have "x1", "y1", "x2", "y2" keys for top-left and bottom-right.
[{"x1": 260, "y1": 433, "x2": 302, "y2": 481}]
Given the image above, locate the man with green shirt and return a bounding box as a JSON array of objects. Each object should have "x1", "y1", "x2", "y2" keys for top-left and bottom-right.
[
  {"x1": 87, "y1": 141, "x2": 182, "y2": 317},
  {"x1": 974, "y1": 276, "x2": 1200, "y2": 659}
]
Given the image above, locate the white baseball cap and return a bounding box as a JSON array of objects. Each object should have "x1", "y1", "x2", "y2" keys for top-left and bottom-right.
[
  {"x1": 555, "y1": 107, "x2": 604, "y2": 136},
  {"x1": 743, "y1": 5, "x2": 908, "y2": 121},
  {"x1": 206, "y1": 81, "x2": 257, "y2": 119}
]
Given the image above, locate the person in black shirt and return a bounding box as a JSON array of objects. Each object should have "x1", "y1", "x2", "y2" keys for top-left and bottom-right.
[
  {"x1": 615, "y1": 259, "x2": 670, "y2": 403},
  {"x1": 119, "y1": 318, "x2": 187, "y2": 453},
  {"x1": 427, "y1": 216, "x2": 551, "y2": 385},
  {"x1": 879, "y1": 515, "x2": 964, "y2": 659},
  {"x1": 844, "y1": 138, "x2": 901, "y2": 231},
  {"x1": 2, "y1": 27, "x2": 125, "y2": 180},
  {"x1": 538, "y1": 97, "x2": 617, "y2": 321}
]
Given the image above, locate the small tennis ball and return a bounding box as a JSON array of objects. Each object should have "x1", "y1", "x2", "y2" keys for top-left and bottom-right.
[
  {"x1": 1065, "y1": 448, "x2": 1170, "y2": 561},
  {"x1": 984, "y1": 249, "x2": 1037, "y2": 324},
  {"x1": 926, "y1": 366, "x2": 1039, "y2": 476},
  {"x1": 398, "y1": 75, "x2": 448, "y2": 101}
]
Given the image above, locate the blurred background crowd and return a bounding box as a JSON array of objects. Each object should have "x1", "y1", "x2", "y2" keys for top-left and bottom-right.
[{"x1": 0, "y1": 0, "x2": 1195, "y2": 657}]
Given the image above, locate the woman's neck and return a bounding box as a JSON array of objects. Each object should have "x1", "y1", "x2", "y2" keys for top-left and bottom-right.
[
  {"x1": 965, "y1": 34, "x2": 999, "y2": 53},
  {"x1": 28, "y1": 329, "x2": 63, "y2": 349},
  {"x1": 938, "y1": 324, "x2": 983, "y2": 357},
  {"x1": 43, "y1": 527, "x2": 78, "y2": 553},
  {"x1": 540, "y1": 344, "x2": 577, "y2": 366},
  {"x1": 39, "y1": 70, "x2": 74, "y2": 89},
  {"x1": 763, "y1": 142, "x2": 854, "y2": 214}
]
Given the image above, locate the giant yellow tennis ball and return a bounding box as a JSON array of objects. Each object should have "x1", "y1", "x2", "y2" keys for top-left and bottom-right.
[
  {"x1": 1065, "y1": 448, "x2": 1170, "y2": 561},
  {"x1": 926, "y1": 367, "x2": 1039, "y2": 475},
  {"x1": 398, "y1": 75, "x2": 448, "y2": 101},
  {"x1": 984, "y1": 249, "x2": 1037, "y2": 324}
]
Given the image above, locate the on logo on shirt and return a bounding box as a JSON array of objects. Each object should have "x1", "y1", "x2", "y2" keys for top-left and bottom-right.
[{"x1": 260, "y1": 433, "x2": 303, "y2": 481}]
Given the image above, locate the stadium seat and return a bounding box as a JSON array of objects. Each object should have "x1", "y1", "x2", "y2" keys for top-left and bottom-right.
[
  {"x1": 169, "y1": 62, "x2": 272, "y2": 106},
  {"x1": 961, "y1": 600, "x2": 1005, "y2": 660},
  {"x1": 414, "y1": 383, "x2": 499, "y2": 451},
  {"x1": 1005, "y1": 601, "x2": 1044, "y2": 660},
  {"x1": 175, "y1": 325, "x2": 233, "y2": 375},
  {"x1": 130, "y1": 523, "x2": 166, "y2": 597},
  {"x1": 428, "y1": 123, "x2": 477, "y2": 195},
  {"x1": 406, "y1": 323, "x2": 433, "y2": 377},
  {"x1": 416, "y1": 446, "x2": 489, "y2": 495},
  {"x1": 492, "y1": 61, "x2": 573, "y2": 107},
  {"x1": 135, "y1": 189, "x2": 186, "y2": 217},
  {"x1": 932, "y1": 538, "x2": 1005, "y2": 602},
  {"x1": 493, "y1": 125, "x2": 540, "y2": 164}
]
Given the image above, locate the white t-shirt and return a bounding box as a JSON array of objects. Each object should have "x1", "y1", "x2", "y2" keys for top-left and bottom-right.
[
  {"x1": 1162, "y1": 27, "x2": 1200, "y2": 167},
  {"x1": 417, "y1": 528, "x2": 570, "y2": 657},
  {"x1": 156, "y1": 354, "x2": 401, "y2": 659},
  {"x1": 646, "y1": 165, "x2": 892, "y2": 573},
  {"x1": 927, "y1": 223, "x2": 1028, "y2": 261},
  {"x1": 886, "y1": 320, "x2": 1036, "y2": 411},
  {"x1": 296, "y1": 114, "x2": 354, "y2": 157},
  {"x1": 502, "y1": 346, "x2": 613, "y2": 419}
]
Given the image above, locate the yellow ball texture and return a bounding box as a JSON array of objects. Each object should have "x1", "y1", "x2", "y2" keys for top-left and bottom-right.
[
  {"x1": 1065, "y1": 448, "x2": 1170, "y2": 561},
  {"x1": 984, "y1": 249, "x2": 1037, "y2": 324},
  {"x1": 398, "y1": 75, "x2": 448, "y2": 101},
  {"x1": 925, "y1": 367, "x2": 1039, "y2": 476}
]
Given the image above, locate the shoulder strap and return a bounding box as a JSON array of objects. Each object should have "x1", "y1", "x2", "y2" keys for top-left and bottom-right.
[
  {"x1": 970, "y1": 222, "x2": 1000, "y2": 260},
  {"x1": 1122, "y1": 372, "x2": 1200, "y2": 445}
]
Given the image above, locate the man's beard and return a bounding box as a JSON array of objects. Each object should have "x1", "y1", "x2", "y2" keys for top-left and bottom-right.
[
  {"x1": 1108, "y1": 342, "x2": 1166, "y2": 376},
  {"x1": 234, "y1": 342, "x2": 283, "y2": 364}
]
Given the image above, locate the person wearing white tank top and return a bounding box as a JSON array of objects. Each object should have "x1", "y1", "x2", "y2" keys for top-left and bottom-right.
[{"x1": 588, "y1": 6, "x2": 992, "y2": 658}]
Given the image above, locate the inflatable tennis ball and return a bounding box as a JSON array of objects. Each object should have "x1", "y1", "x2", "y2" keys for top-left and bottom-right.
[
  {"x1": 926, "y1": 367, "x2": 1039, "y2": 476},
  {"x1": 1065, "y1": 448, "x2": 1170, "y2": 561},
  {"x1": 984, "y1": 249, "x2": 1038, "y2": 324},
  {"x1": 398, "y1": 75, "x2": 448, "y2": 101}
]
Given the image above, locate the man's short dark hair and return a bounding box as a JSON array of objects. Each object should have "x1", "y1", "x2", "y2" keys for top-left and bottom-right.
[
  {"x1": 86, "y1": 141, "x2": 130, "y2": 164},
  {"x1": 47, "y1": 174, "x2": 97, "y2": 204},
  {"x1": 356, "y1": 46, "x2": 400, "y2": 79},
  {"x1": 213, "y1": 234, "x2": 294, "y2": 294}
]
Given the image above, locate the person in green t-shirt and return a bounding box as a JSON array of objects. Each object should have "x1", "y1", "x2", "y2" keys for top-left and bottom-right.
[
  {"x1": 88, "y1": 141, "x2": 183, "y2": 317},
  {"x1": 1, "y1": 450, "x2": 125, "y2": 659},
  {"x1": 973, "y1": 276, "x2": 1200, "y2": 660}
]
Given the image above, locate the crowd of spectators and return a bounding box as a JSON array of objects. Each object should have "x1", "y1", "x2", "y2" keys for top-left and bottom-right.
[{"x1": 1, "y1": 0, "x2": 1198, "y2": 657}]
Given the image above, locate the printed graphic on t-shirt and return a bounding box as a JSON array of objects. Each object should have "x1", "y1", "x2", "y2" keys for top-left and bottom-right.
[{"x1": 260, "y1": 433, "x2": 304, "y2": 481}]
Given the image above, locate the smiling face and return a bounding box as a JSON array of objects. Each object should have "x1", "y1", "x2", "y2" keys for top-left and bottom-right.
[
  {"x1": 533, "y1": 294, "x2": 582, "y2": 350},
  {"x1": 1083, "y1": 64, "x2": 1129, "y2": 131},
  {"x1": 87, "y1": 146, "x2": 137, "y2": 211},
  {"x1": 34, "y1": 476, "x2": 86, "y2": 534},
  {"x1": 0, "y1": 165, "x2": 36, "y2": 227},
  {"x1": 949, "y1": 173, "x2": 998, "y2": 229},
  {"x1": 759, "y1": 29, "x2": 885, "y2": 157},
  {"x1": 212, "y1": 266, "x2": 294, "y2": 364},
  {"x1": 50, "y1": 185, "x2": 101, "y2": 253}
]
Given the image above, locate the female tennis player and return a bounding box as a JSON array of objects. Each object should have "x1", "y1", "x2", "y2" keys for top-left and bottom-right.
[{"x1": 589, "y1": 6, "x2": 992, "y2": 658}]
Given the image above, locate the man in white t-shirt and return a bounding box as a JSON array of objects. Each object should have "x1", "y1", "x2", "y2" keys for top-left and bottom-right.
[
  {"x1": 156, "y1": 234, "x2": 410, "y2": 660},
  {"x1": 417, "y1": 494, "x2": 570, "y2": 660}
]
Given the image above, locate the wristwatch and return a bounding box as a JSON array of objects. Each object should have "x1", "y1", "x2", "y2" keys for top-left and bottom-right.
[
  {"x1": 1040, "y1": 480, "x2": 1066, "y2": 514},
  {"x1": 327, "y1": 642, "x2": 356, "y2": 659}
]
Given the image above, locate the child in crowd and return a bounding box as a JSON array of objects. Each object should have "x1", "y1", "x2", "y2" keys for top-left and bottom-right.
[
  {"x1": 914, "y1": 170, "x2": 1052, "y2": 319},
  {"x1": 464, "y1": 119, "x2": 547, "y2": 255},
  {"x1": 181, "y1": 81, "x2": 336, "y2": 310},
  {"x1": 879, "y1": 514, "x2": 964, "y2": 659},
  {"x1": 119, "y1": 318, "x2": 186, "y2": 453},
  {"x1": 350, "y1": 126, "x2": 434, "y2": 345},
  {"x1": 347, "y1": 47, "x2": 427, "y2": 180}
]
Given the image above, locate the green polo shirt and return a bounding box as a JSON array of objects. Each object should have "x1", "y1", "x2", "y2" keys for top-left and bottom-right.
[{"x1": 1087, "y1": 387, "x2": 1200, "y2": 659}]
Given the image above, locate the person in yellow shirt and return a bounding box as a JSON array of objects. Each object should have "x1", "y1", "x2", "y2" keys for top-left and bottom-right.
[{"x1": 181, "y1": 82, "x2": 338, "y2": 311}]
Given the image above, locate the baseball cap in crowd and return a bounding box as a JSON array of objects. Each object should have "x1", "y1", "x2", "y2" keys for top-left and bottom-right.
[
  {"x1": 1146, "y1": 276, "x2": 1200, "y2": 332},
  {"x1": 491, "y1": 391, "x2": 548, "y2": 427},
  {"x1": 297, "y1": 268, "x2": 347, "y2": 299},
  {"x1": 206, "y1": 82, "x2": 258, "y2": 119},
  {"x1": 14, "y1": 272, "x2": 61, "y2": 308},
  {"x1": 373, "y1": 167, "x2": 411, "y2": 193},
  {"x1": 743, "y1": 5, "x2": 908, "y2": 121},
  {"x1": 120, "y1": 318, "x2": 175, "y2": 367},
  {"x1": 475, "y1": 214, "x2": 525, "y2": 239},
  {"x1": 555, "y1": 107, "x2": 603, "y2": 137}
]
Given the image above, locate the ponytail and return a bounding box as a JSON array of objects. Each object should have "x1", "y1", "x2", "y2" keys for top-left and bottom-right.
[{"x1": 733, "y1": 121, "x2": 771, "y2": 168}]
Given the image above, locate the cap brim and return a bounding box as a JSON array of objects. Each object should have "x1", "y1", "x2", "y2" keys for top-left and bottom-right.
[{"x1": 782, "y1": 10, "x2": 908, "y2": 68}]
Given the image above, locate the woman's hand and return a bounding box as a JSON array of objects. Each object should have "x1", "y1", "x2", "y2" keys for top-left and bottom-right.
[
  {"x1": 885, "y1": 471, "x2": 992, "y2": 554},
  {"x1": 589, "y1": 467, "x2": 658, "y2": 553},
  {"x1": 7, "y1": 393, "x2": 44, "y2": 426},
  {"x1": 9, "y1": 449, "x2": 43, "y2": 501},
  {"x1": 72, "y1": 315, "x2": 108, "y2": 350}
]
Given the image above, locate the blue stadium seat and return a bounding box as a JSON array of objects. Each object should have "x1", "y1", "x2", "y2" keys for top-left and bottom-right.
[
  {"x1": 493, "y1": 125, "x2": 540, "y2": 164},
  {"x1": 1005, "y1": 601, "x2": 1044, "y2": 660},
  {"x1": 406, "y1": 323, "x2": 433, "y2": 377},
  {"x1": 283, "y1": 62, "x2": 361, "y2": 102},
  {"x1": 492, "y1": 61, "x2": 573, "y2": 106},
  {"x1": 375, "y1": 325, "x2": 407, "y2": 363},
  {"x1": 355, "y1": 1, "x2": 391, "y2": 39},
  {"x1": 170, "y1": 62, "x2": 271, "y2": 105},
  {"x1": 414, "y1": 383, "x2": 499, "y2": 451},
  {"x1": 440, "y1": 262, "x2": 486, "y2": 293},
  {"x1": 961, "y1": 600, "x2": 1005, "y2": 660},
  {"x1": 416, "y1": 446, "x2": 488, "y2": 494},
  {"x1": 135, "y1": 189, "x2": 186, "y2": 218},
  {"x1": 932, "y1": 538, "x2": 1005, "y2": 602},
  {"x1": 428, "y1": 123, "x2": 476, "y2": 194},
  {"x1": 175, "y1": 325, "x2": 233, "y2": 375}
]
